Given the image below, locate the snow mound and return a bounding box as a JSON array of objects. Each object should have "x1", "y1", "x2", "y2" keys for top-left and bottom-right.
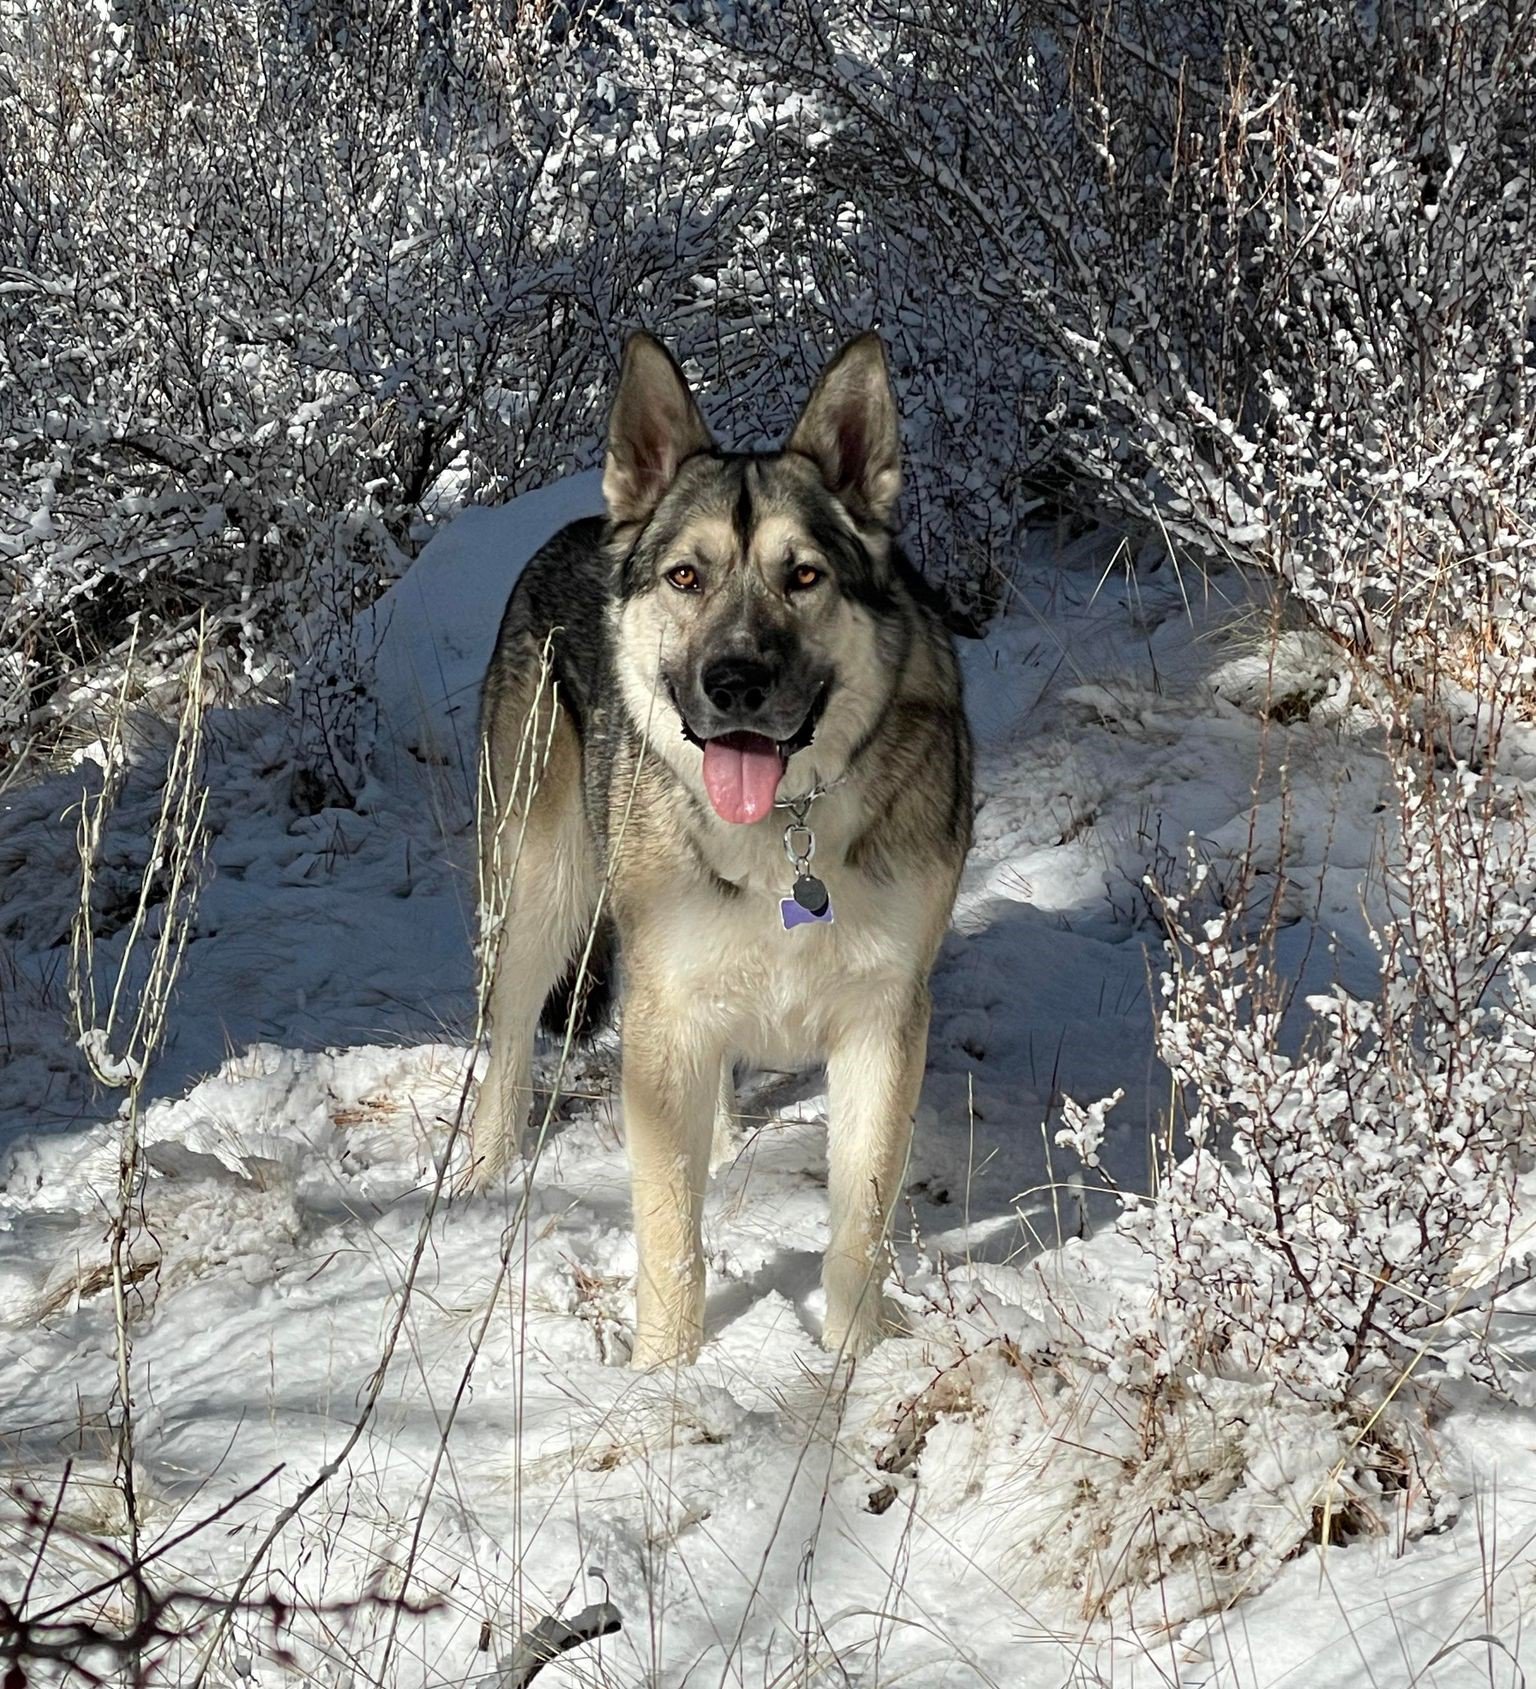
[{"x1": 367, "y1": 470, "x2": 604, "y2": 784}]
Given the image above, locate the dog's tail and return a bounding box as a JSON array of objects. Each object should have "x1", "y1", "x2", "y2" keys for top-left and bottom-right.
[{"x1": 538, "y1": 917, "x2": 615, "y2": 1043}]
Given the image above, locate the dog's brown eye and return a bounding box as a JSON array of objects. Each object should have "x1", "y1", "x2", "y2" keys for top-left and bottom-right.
[
  {"x1": 788, "y1": 564, "x2": 821, "y2": 592},
  {"x1": 666, "y1": 564, "x2": 701, "y2": 592}
]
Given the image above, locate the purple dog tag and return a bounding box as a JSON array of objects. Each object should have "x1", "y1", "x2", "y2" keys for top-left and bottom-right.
[{"x1": 781, "y1": 896, "x2": 835, "y2": 930}]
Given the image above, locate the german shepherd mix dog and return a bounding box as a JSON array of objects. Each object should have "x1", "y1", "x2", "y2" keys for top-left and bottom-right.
[{"x1": 472, "y1": 332, "x2": 972, "y2": 1366}]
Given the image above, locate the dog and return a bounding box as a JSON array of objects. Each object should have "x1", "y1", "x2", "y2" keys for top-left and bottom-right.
[{"x1": 471, "y1": 331, "x2": 972, "y2": 1366}]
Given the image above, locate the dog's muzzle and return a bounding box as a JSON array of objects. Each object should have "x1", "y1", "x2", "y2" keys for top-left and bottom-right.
[{"x1": 669, "y1": 683, "x2": 830, "y2": 825}]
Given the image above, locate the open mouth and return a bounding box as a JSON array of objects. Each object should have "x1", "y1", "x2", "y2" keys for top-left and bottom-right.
[
  {"x1": 698, "y1": 731, "x2": 785, "y2": 825},
  {"x1": 673, "y1": 686, "x2": 829, "y2": 825}
]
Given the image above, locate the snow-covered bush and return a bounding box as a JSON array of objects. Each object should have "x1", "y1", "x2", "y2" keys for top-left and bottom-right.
[
  {"x1": 1136, "y1": 754, "x2": 1536, "y2": 1405},
  {"x1": 843, "y1": 729, "x2": 1536, "y2": 1618},
  {"x1": 846, "y1": 1277, "x2": 1441, "y2": 1627},
  {"x1": 0, "y1": 4, "x2": 764, "y2": 767},
  {"x1": 1031, "y1": 713, "x2": 1536, "y2": 1597},
  {"x1": 767, "y1": 0, "x2": 1536, "y2": 683},
  {"x1": 0, "y1": 0, "x2": 1030, "y2": 774},
  {"x1": 5, "y1": 0, "x2": 1531, "y2": 770}
]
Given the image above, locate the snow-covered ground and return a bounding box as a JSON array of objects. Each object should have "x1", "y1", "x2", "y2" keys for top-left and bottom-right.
[{"x1": 2, "y1": 481, "x2": 1531, "y2": 1686}]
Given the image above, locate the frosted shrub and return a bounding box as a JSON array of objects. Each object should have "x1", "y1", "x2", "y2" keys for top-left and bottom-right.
[
  {"x1": 5, "y1": 0, "x2": 1531, "y2": 772},
  {"x1": 1134, "y1": 750, "x2": 1536, "y2": 1398},
  {"x1": 771, "y1": 0, "x2": 1535, "y2": 684},
  {"x1": 1006, "y1": 734, "x2": 1535, "y2": 1613},
  {"x1": 0, "y1": 0, "x2": 1038, "y2": 773},
  {"x1": 881, "y1": 745, "x2": 1536, "y2": 1620}
]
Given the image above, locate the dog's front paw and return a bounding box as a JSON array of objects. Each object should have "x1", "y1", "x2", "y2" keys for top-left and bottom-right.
[
  {"x1": 629, "y1": 1329, "x2": 703, "y2": 1371},
  {"x1": 455, "y1": 1143, "x2": 508, "y2": 1196},
  {"x1": 460, "y1": 1077, "x2": 531, "y2": 1192},
  {"x1": 821, "y1": 1290, "x2": 908, "y2": 1359}
]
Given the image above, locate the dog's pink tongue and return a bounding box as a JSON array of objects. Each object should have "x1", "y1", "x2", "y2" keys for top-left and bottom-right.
[{"x1": 701, "y1": 733, "x2": 784, "y2": 824}]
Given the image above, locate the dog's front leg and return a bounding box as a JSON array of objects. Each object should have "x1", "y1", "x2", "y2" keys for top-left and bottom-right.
[
  {"x1": 622, "y1": 997, "x2": 720, "y2": 1368},
  {"x1": 823, "y1": 989, "x2": 931, "y2": 1357}
]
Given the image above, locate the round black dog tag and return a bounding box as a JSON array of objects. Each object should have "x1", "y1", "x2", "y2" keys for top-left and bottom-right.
[{"x1": 792, "y1": 873, "x2": 830, "y2": 917}]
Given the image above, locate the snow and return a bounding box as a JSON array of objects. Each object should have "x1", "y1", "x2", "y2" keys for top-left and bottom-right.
[
  {"x1": 367, "y1": 470, "x2": 605, "y2": 789},
  {"x1": 2, "y1": 483, "x2": 1533, "y2": 1686}
]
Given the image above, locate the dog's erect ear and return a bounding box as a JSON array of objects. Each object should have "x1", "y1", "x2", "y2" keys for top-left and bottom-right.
[
  {"x1": 603, "y1": 333, "x2": 714, "y2": 526},
  {"x1": 787, "y1": 333, "x2": 901, "y2": 527}
]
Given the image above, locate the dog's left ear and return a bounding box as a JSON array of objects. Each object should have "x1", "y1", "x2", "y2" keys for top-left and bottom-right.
[{"x1": 787, "y1": 333, "x2": 901, "y2": 528}]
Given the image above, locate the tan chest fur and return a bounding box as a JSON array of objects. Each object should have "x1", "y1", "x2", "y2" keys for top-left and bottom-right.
[{"x1": 612, "y1": 784, "x2": 941, "y2": 1068}]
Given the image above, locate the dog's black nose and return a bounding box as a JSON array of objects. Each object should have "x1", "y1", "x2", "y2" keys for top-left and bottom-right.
[{"x1": 702, "y1": 657, "x2": 776, "y2": 718}]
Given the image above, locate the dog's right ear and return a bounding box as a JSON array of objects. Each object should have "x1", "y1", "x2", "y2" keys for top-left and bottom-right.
[{"x1": 603, "y1": 334, "x2": 714, "y2": 527}]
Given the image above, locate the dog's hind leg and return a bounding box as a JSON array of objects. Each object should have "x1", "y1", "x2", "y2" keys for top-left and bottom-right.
[
  {"x1": 469, "y1": 648, "x2": 596, "y2": 1188},
  {"x1": 822, "y1": 987, "x2": 930, "y2": 1357}
]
